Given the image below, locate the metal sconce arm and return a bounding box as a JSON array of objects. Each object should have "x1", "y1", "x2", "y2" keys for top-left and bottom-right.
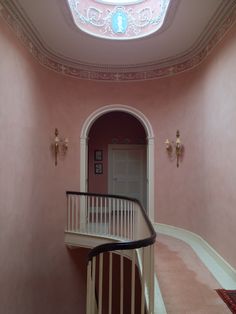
[
  {"x1": 165, "y1": 130, "x2": 183, "y2": 167},
  {"x1": 53, "y1": 128, "x2": 68, "y2": 166}
]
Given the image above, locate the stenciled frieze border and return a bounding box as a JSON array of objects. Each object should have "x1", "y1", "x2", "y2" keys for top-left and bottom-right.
[{"x1": 0, "y1": 0, "x2": 236, "y2": 81}]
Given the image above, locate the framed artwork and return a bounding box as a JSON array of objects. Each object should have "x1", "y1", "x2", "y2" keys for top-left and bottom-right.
[
  {"x1": 94, "y1": 163, "x2": 103, "y2": 175},
  {"x1": 94, "y1": 150, "x2": 103, "y2": 161}
]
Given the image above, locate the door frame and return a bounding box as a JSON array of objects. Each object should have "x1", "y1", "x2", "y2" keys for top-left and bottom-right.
[
  {"x1": 80, "y1": 104, "x2": 155, "y2": 222},
  {"x1": 108, "y1": 144, "x2": 147, "y2": 206}
]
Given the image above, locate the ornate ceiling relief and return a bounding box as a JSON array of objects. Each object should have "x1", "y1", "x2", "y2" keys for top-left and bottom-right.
[
  {"x1": 67, "y1": 0, "x2": 171, "y2": 39},
  {"x1": 0, "y1": 1, "x2": 236, "y2": 81}
]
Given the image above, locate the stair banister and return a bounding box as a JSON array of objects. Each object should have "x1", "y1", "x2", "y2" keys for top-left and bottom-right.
[{"x1": 65, "y1": 191, "x2": 156, "y2": 314}]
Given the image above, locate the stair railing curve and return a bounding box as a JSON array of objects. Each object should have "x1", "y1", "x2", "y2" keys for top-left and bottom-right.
[{"x1": 66, "y1": 191, "x2": 156, "y2": 314}]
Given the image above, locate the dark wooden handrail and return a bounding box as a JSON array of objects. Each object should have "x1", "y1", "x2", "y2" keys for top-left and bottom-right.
[{"x1": 66, "y1": 191, "x2": 156, "y2": 262}]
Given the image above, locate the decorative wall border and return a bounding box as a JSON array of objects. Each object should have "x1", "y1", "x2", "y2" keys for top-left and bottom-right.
[{"x1": 0, "y1": 0, "x2": 236, "y2": 81}]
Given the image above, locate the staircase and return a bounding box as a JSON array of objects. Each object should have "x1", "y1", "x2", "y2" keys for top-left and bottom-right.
[{"x1": 64, "y1": 191, "x2": 156, "y2": 314}]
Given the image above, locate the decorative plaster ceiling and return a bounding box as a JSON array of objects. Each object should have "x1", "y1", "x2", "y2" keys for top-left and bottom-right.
[
  {"x1": 0, "y1": 0, "x2": 236, "y2": 81},
  {"x1": 67, "y1": 0, "x2": 171, "y2": 40}
]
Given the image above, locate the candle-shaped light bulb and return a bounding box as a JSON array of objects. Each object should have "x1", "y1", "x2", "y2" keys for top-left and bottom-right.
[
  {"x1": 165, "y1": 139, "x2": 172, "y2": 153},
  {"x1": 55, "y1": 136, "x2": 59, "y2": 143},
  {"x1": 64, "y1": 138, "x2": 68, "y2": 150},
  {"x1": 176, "y1": 138, "x2": 181, "y2": 145}
]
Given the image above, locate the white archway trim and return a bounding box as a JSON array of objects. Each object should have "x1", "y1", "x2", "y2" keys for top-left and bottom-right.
[{"x1": 80, "y1": 104, "x2": 155, "y2": 221}]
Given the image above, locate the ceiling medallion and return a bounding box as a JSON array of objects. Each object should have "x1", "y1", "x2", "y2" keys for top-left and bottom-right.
[{"x1": 67, "y1": 0, "x2": 171, "y2": 39}]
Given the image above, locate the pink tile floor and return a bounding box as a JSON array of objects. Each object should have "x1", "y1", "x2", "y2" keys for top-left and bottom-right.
[{"x1": 155, "y1": 234, "x2": 231, "y2": 313}]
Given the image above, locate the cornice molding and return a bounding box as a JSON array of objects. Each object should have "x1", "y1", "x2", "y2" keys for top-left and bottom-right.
[{"x1": 0, "y1": 0, "x2": 236, "y2": 81}]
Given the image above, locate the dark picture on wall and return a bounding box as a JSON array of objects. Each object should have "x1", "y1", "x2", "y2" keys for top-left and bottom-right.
[
  {"x1": 94, "y1": 150, "x2": 103, "y2": 161},
  {"x1": 94, "y1": 163, "x2": 103, "y2": 175}
]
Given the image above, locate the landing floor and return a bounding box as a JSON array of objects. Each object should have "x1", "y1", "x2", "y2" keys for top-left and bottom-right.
[{"x1": 155, "y1": 234, "x2": 230, "y2": 313}]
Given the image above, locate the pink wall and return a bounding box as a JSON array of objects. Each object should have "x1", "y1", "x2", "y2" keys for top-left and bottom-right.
[
  {"x1": 0, "y1": 19, "x2": 88, "y2": 314},
  {"x1": 155, "y1": 26, "x2": 236, "y2": 267},
  {"x1": 0, "y1": 15, "x2": 236, "y2": 312},
  {"x1": 88, "y1": 112, "x2": 146, "y2": 193}
]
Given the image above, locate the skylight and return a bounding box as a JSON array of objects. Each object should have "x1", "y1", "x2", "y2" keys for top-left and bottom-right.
[
  {"x1": 67, "y1": 0, "x2": 171, "y2": 40},
  {"x1": 97, "y1": 0, "x2": 143, "y2": 4},
  {"x1": 96, "y1": 0, "x2": 144, "y2": 4}
]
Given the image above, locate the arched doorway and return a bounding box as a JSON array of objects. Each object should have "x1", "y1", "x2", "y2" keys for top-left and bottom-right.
[
  {"x1": 88, "y1": 111, "x2": 147, "y2": 207},
  {"x1": 80, "y1": 105, "x2": 155, "y2": 221}
]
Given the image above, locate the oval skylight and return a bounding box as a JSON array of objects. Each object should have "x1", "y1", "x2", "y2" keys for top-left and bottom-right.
[
  {"x1": 67, "y1": 0, "x2": 171, "y2": 40},
  {"x1": 96, "y1": 0, "x2": 144, "y2": 4}
]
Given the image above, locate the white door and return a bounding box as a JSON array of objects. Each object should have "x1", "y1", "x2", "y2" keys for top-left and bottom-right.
[{"x1": 108, "y1": 145, "x2": 146, "y2": 207}]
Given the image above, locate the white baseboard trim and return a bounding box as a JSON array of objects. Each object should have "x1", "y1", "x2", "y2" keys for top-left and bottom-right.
[{"x1": 154, "y1": 223, "x2": 236, "y2": 289}]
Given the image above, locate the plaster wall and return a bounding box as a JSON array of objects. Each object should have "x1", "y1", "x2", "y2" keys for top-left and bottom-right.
[
  {"x1": 0, "y1": 15, "x2": 236, "y2": 313},
  {"x1": 155, "y1": 26, "x2": 236, "y2": 267},
  {"x1": 0, "y1": 19, "x2": 88, "y2": 314}
]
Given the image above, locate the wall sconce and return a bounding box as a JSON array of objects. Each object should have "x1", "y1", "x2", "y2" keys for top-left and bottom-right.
[
  {"x1": 164, "y1": 139, "x2": 172, "y2": 154},
  {"x1": 165, "y1": 130, "x2": 183, "y2": 168},
  {"x1": 53, "y1": 128, "x2": 68, "y2": 166}
]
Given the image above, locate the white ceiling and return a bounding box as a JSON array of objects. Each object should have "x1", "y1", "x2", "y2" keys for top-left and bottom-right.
[{"x1": 1, "y1": 0, "x2": 236, "y2": 80}]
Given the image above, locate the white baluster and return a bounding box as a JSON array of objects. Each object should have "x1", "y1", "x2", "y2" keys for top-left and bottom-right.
[
  {"x1": 91, "y1": 196, "x2": 94, "y2": 234},
  {"x1": 124, "y1": 200, "x2": 127, "y2": 239},
  {"x1": 130, "y1": 202, "x2": 134, "y2": 240},
  {"x1": 132, "y1": 203, "x2": 135, "y2": 240},
  {"x1": 92, "y1": 257, "x2": 96, "y2": 314},
  {"x1": 79, "y1": 194, "x2": 86, "y2": 232},
  {"x1": 104, "y1": 197, "x2": 107, "y2": 234},
  {"x1": 85, "y1": 195, "x2": 88, "y2": 233},
  {"x1": 100, "y1": 197, "x2": 103, "y2": 235},
  {"x1": 150, "y1": 244, "x2": 154, "y2": 314},
  {"x1": 75, "y1": 195, "x2": 79, "y2": 232},
  {"x1": 98, "y1": 253, "x2": 103, "y2": 314},
  {"x1": 121, "y1": 200, "x2": 124, "y2": 238},
  {"x1": 120, "y1": 254, "x2": 124, "y2": 314},
  {"x1": 67, "y1": 195, "x2": 70, "y2": 231},
  {"x1": 109, "y1": 252, "x2": 113, "y2": 314},
  {"x1": 145, "y1": 246, "x2": 150, "y2": 311},
  {"x1": 98, "y1": 197, "x2": 101, "y2": 235},
  {"x1": 131, "y1": 250, "x2": 136, "y2": 314},
  {"x1": 86, "y1": 261, "x2": 92, "y2": 314},
  {"x1": 71, "y1": 196, "x2": 75, "y2": 232},
  {"x1": 117, "y1": 199, "x2": 120, "y2": 237},
  {"x1": 127, "y1": 201, "x2": 130, "y2": 239},
  {"x1": 141, "y1": 247, "x2": 145, "y2": 314},
  {"x1": 102, "y1": 197, "x2": 105, "y2": 234},
  {"x1": 108, "y1": 198, "x2": 111, "y2": 235},
  {"x1": 112, "y1": 199, "x2": 115, "y2": 237},
  {"x1": 96, "y1": 197, "x2": 98, "y2": 234}
]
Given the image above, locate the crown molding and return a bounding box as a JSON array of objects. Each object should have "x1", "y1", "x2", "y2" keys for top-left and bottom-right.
[{"x1": 0, "y1": 0, "x2": 236, "y2": 81}]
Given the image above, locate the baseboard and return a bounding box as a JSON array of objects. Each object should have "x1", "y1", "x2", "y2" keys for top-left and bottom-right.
[{"x1": 154, "y1": 223, "x2": 236, "y2": 290}]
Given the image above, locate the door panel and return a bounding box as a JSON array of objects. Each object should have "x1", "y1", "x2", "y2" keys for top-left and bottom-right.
[{"x1": 109, "y1": 145, "x2": 146, "y2": 207}]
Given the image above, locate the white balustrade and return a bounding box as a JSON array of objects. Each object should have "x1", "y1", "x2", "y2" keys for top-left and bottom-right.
[
  {"x1": 66, "y1": 192, "x2": 156, "y2": 314},
  {"x1": 66, "y1": 193, "x2": 142, "y2": 242}
]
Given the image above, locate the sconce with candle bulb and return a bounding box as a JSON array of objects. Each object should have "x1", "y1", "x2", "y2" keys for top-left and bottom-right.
[
  {"x1": 52, "y1": 128, "x2": 68, "y2": 166},
  {"x1": 164, "y1": 139, "x2": 172, "y2": 154},
  {"x1": 165, "y1": 130, "x2": 183, "y2": 167}
]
